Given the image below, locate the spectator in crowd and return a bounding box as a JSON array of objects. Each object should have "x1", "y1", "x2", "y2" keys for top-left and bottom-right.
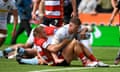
[
  {"x1": 78, "y1": 0, "x2": 97, "y2": 14},
  {"x1": 96, "y1": 0, "x2": 113, "y2": 13},
  {"x1": 0, "y1": 0, "x2": 18, "y2": 47},
  {"x1": 11, "y1": 0, "x2": 32, "y2": 44}
]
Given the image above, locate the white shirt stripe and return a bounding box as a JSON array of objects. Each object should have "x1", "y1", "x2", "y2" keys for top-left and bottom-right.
[
  {"x1": 45, "y1": 1, "x2": 60, "y2": 6},
  {"x1": 45, "y1": 10, "x2": 60, "y2": 16}
]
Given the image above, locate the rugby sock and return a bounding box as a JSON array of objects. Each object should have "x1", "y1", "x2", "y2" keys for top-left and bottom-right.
[
  {"x1": 78, "y1": 52, "x2": 87, "y2": 64},
  {"x1": 20, "y1": 57, "x2": 39, "y2": 65},
  {"x1": 0, "y1": 51, "x2": 3, "y2": 57},
  {"x1": 18, "y1": 47, "x2": 25, "y2": 56},
  {"x1": 88, "y1": 54, "x2": 98, "y2": 61},
  {"x1": 4, "y1": 47, "x2": 13, "y2": 53}
]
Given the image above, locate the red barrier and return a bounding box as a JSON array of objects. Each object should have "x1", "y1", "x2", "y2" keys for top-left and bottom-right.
[{"x1": 79, "y1": 13, "x2": 119, "y2": 25}]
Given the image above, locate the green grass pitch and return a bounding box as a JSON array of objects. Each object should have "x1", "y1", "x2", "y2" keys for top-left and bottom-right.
[{"x1": 0, "y1": 45, "x2": 120, "y2": 72}]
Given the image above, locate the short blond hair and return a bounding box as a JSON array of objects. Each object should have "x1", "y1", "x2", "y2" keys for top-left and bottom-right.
[{"x1": 33, "y1": 26, "x2": 44, "y2": 37}]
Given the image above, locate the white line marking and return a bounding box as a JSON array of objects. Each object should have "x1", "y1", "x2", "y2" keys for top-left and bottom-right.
[
  {"x1": 29, "y1": 64, "x2": 120, "y2": 72},
  {"x1": 29, "y1": 67, "x2": 95, "y2": 72},
  {"x1": 109, "y1": 64, "x2": 120, "y2": 67}
]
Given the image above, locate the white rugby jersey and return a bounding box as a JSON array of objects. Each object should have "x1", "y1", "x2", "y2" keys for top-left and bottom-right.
[
  {"x1": 0, "y1": 0, "x2": 17, "y2": 25},
  {"x1": 51, "y1": 24, "x2": 81, "y2": 44}
]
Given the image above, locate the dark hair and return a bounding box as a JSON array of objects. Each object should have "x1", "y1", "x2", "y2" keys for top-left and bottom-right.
[
  {"x1": 70, "y1": 17, "x2": 81, "y2": 25},
  {"x1": 33, "y1": 26, "x2": 44, "y2": 37}
]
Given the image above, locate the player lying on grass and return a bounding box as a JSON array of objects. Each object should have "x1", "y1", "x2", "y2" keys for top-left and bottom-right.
[{"x1": 2, "y1": 17, "x2": 107, "y2": 67}]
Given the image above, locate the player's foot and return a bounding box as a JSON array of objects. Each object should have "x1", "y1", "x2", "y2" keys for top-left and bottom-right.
[
  {"x1": 3, "y1": 50, "x2": 8, "y2": 58},
  {"x1": 114, "y1": 56, "x2": 120, "y2": 65},
  {"x1": 54, "y1": 59, "x2": 64, "y2": 64},
  {"x1": 16, "y1": 55, "x2": 24, "y2": 64},
  {"x1": 0, "y1": 51, "x2": 3, "y2": 58},
  {"x1": 97, "y1": 61, "x2": 109, "y2": 67},
  {"x1": 84, "y1": 60, "x2": 98, "y2": 67},
  {"x1": 7, "y1": 48, "x2": 17, "y2": 59},
  {"x1": 17, "y1": 47, "x2": 25, "y2": 56}
]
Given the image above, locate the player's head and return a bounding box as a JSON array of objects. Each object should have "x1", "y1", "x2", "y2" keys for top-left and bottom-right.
[
  {"x1": 33, "y1": 26, "x2": 47, "y2": 38},
  {"x1": 69, "y1": 17, "x2": 81, "y2": 34}
]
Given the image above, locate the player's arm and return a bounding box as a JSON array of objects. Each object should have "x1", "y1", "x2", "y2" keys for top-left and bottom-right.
[
  {"x1": 47, "y1": 38, "x2": 70, "y2": 53},
  {"x1": 109, "y1": 0, "x2": 119, "y2": 24},
  {"x1": 11, "y1": 9, "x2": 18, "y2": 37},
  {"x1": 32, "y1": 0, "x2": 41, "y2": 19},
  {"x1": 37, "y1": 51, "x2": 48, "y2": 64},
  {"x1": 47, "y1": 28, "x2": 70, "y2": 52},
  {"x1": 70, "y1": 0, "x2": 77, "y2": 17},
  {"x1": 111, "y1": 0, "x2": 117, "y2": 8},
  {"x1": 78, "y1": 25, "x2": 93, "y2": 40}
]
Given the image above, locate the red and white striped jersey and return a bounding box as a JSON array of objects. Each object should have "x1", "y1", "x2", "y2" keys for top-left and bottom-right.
[
  {"x1": 44, "y1": 0, "x2": 64, "y2": 18},
  {"x1": 34, "y1": 37, "x2": 54, "y2": 64}
]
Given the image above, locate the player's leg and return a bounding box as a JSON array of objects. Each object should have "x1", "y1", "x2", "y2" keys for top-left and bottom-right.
[
  {"x1": 16, "y1": 48, "x2": 45, "y2": 65},
  {"x1": 61, "y1": 39, "x2": 97, "y2": 67},
  {"x1": 61, "y1": 39, "x2": 78, "y2": 63},
  {"x1": 79, "y1": 41, "x2": 109, "y2": 67},
  {"x1": 24, "y1": 20, "x2": 32, "y2": 36},
  {"x1": 114, "y1": 24, "x2": 120, "y2": 64},
  {"x1": 114, "y1": 49, "x2": 120, "y2": 65},
  {"x1": 11, "y1": 22, "x2": 24, "y2": 44},
  {"x1": 73, "y1": 40, "x2": 98, "y2": 67},
  {"x1": 16, "y1": 56, "x2": 40, "y2": 65},
  {"x1": 17, "y1": 47, "x2": 37, "y2": 58},
  {"x1": 0, "y1": 29, "x2": 7, "y2": 47},
  {"x1": 79, "y1": 43, "x2": 98, "y2": 62},
  {"x1": 3, "y1": 44, "x2": 25, "y2": 58}
]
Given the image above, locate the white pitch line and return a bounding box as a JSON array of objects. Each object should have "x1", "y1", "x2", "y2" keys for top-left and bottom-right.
[
  {"x1": 29, "y1": 64, "x2": 120, "y2": 72},
  {"x1": 109, "y1": 64, "x2": 120, "y2": 67},
  {"x1": 29, "y1": 67, "x2": 95, "y2": 72}
]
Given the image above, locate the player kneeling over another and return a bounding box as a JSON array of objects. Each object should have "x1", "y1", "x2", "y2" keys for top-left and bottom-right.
[{"x1": 15, "y1": 17, "x2": 108, "y2": 67}]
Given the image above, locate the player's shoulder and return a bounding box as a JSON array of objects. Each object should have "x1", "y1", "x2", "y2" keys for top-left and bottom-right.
[
  {"x1": 59, "y1": 24, "x2": 69, "y2": 31},
  {"x1": 34, "y1": 37, "x2": 47, "y2": 46},
  {"x1": 56, "y1": 25, "x2": 68, "y2": 34}
]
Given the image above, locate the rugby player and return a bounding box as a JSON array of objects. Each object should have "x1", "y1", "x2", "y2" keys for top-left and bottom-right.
[{"x1": 0, "y1": 0, "x2": 18, "y2": 46}]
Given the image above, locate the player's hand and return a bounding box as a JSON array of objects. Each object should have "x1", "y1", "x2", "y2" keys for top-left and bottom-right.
[
  {"x1": 31, "y1": 12, "x2": 37, "y2": 20},
  {"x1": 80, "y1": 32, "x2": 87, "y2": 39},
  {"x1": 71, "y1": 11, "x2": 78, "y2": 18}
]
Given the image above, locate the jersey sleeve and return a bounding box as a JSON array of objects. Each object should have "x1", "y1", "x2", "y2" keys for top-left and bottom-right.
[{"x1": 51, "y1": 27, "x2": 66, "y2": 44}]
